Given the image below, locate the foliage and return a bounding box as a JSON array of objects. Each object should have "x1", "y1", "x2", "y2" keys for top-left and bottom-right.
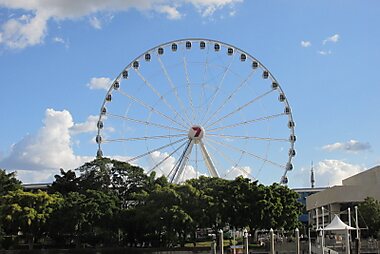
[
  {"x1": 0, "y1": 169, "x2": 22, "y2": 196},
  {"x1": 358, "y1": 197, "x2": 380, "y2": 238},
  {"x1": 0, "y1": 158, "x2": 303, "y2": 248},
  {"x1": 0, "y1": 190, "x2": 62, "y2": 249}
]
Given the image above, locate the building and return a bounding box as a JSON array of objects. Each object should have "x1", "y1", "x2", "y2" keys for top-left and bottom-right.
[
  {"x1": 293, "y1": 187, "x2": 326, "y2": 224},
  {"x1": 306, "y1": 165, "x2": 380, "y2": 230}
]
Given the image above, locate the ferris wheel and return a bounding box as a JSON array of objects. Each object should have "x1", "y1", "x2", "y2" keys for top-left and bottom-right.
[{"x1": 96, "y1": 39, "x2": 296, "y2": 185}]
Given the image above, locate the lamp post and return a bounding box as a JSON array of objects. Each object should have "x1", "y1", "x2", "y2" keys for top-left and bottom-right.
[
  {"x1": 322, "y1": 206, "x2": 325, "y2": 253},
  {"x1": 295, "y1": 228, "x2": 300, "y2": 254},
  {"x1": 243, "y1": 229, "x2": 249, "y2": 254},
  {"x1": 269, "y1": 228, "x2": 275, "y2": 254},
  {"x1": 219, "y1": 229, "x2": 224, "y2": 254}
]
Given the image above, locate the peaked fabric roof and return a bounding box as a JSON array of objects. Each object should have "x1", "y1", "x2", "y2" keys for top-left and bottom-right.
[{"x1": 323, "y1": 214, "x2": 356, "y2": 231}]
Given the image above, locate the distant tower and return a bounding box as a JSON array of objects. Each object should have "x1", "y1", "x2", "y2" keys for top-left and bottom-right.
[{"x1": 311, "y1": 161, "x2": 315, "y2": 188}]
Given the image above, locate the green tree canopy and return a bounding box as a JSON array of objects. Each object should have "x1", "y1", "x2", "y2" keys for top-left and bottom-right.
[
  {"x1": 358, "y1": 197, "x2": 380, "y2": 238},
  {"x1": 0, "y1": 190, "x2": 62, "y2": 249},
  {"x1": 0, "y1": 169, "x2": 22, "y2": 196}
]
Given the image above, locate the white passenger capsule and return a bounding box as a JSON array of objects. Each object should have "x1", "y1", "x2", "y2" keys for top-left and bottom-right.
[
  {"x1": 262, "y1": 70, "x2": 269, "y2": 79},
  {"x1": 286, "y1": 162, "x2": 293, "y2": 171},
  {"x1": 97, "y1": 121, "x2": 103, "y2": 129},
  {"x1": 145, "y1": 53, "x2": 151, "y2": 61}
]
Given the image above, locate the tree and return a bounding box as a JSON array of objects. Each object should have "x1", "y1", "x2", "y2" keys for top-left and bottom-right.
[
  {"x1": 49, "y1": 168, "x2": 80, "y2": 195},
  {"x1": 48, "y1": 190, "x2": 120, "y2": 247},
  {"x1": 358, "y1": 197, "x2": 380, "y2": 238},
  {"x1": 0, "y1": 190, "x2": 62, "y2": 249},
  {"x1": 0, "y1": 169, "x2": 22, "y2": 196}
]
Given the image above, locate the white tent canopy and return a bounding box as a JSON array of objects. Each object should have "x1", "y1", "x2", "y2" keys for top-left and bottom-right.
[{"x1": 323, "y1": 214, "x2": 356, "y2": 231}]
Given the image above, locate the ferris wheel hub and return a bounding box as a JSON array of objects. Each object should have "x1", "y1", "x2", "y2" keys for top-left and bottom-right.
[{"x1": 188, "y1": 125, "x2": 205, "y2": 143}]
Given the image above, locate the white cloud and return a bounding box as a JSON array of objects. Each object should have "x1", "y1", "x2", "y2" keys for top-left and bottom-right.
[
  {"x1": 147, "y1": 150, "x2": 203, "y2": 182},
  {"x1": 70, "y1": 115, "x2": 99, "y2": 135},
  {"x1": 52, "y1": 36, "x2": 65, "y2": 44},
  {"x1": 301, "y1": 40, "x2": 311, "y2": 48},
  {"x1": 314, "y1": 160, "x2": 364, "y2": 186},
  {"x1": 0, "y1": 0, "x2": 241, "y2": 49},
  {"x1": 149, "y1": 150, "x2": 176, "y2": 177},
  {"x1": 323, "y1": 34, "x2": 339, "y2": 45},
  {"x1": 0, "y1": 109, "x2": 93, "y2": 183},
  {"x1": 322, "y1": 140, "x2": 371, "y2": 153},
  {"x1": 0, "y1": 11, "x2": 48, "y2": 49},
  {"x1": 318, "y1": 50, "x2": 332, "y2": 55},
  {"x1": 225, "y1": 165, "x2": 252, "y2": 179},
  {"x1": 89, "y1": 16, "x2": 102, "y2": 29},
  {"x1": 158, "y1": 5, "x2": 182, "y2": 20},
  {"x1": 87, "y1": 77, "x2": 112, "y2": 90},
  {"x1": 187, "y1": 0, "x2": 242, "y2": 17}
]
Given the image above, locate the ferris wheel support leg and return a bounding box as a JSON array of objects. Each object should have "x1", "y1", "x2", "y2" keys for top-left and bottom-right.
[
  {"x1": 173, "y1": 140, "x2": 194, "y2": 183},
  {"x1": 199, "y1": 140, "x2": 219, "y2": 178}
]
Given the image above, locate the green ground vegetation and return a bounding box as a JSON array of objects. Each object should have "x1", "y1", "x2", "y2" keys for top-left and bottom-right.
[{"x1": 0, "y1": 158, "x2": 304, "y2": 249}]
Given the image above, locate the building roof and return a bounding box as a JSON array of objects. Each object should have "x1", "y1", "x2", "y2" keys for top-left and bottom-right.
[{"x1": 306, "y1": 165, "x2": 380, "y2": 211}]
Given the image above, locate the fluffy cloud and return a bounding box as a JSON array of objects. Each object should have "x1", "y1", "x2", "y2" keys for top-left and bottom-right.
[
  {"x1": 322, "y1": 140, "x2": 371, "y2": 153},
  {"x1": 0, "y1": 12, "x2": 48, "y2": 49},
  {"x1": 89, "y1": 16, "x2": 102, "y2": 29},
  {"x1": 301, "y1": 40, "x2": 311, "y2": 48},
  {"x1": 70, "y1": 115, "x2": 99, "y2": 135},
  {"x1": 0, "y1": 0, "x2": 241, "y2": 49},
  {"x1": 224, "y1": 166, "x2": 252, "y2": 179},
  {"x1": 314, "y1": 160, "x2": 364, "y2": 186},
  {"x1": 318, "y1": 50, "x2": 332, "y2": 55},
  {"x1": 0, "y1": 109, "x2": 94, "y2": 182},
  {"x1": 87, "y1": 77, "x2": 112, "y2": 90},
  {"x1": 148, "y1": 150, "x2": 202, "y2": 182},
  {"x1": 323, "y1": 34, "x2": 340, "y2": 45},
  {"x1": 158, "y1": 5, "x2": 182, "y2": 20}
]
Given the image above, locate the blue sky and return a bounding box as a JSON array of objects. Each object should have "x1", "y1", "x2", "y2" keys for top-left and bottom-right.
[{"x1": 0, "y1": 0, "x2": 379, "y2": 187}]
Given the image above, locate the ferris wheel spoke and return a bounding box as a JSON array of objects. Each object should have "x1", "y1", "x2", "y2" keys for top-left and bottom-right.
[
  {"x1": 207, "y1": 137, "x2": 285, "y2": 169},
  {"x1": 126, "y1": 137, "x2": 188, "y2": 163},
  {"x1": 134, "y1": 69, "x2": 191, "y2": 127},
  {"x1": 207, "y1": 113, "x2": 286, "y2": 132},
  {"x1": 147, "y1": 139, "x2": 189, "y2": 174},
  {"x1": 107, "y1": 113, "x2": 186, "y2": 133},
  {"x1": 206, "y1": 89, "x2": 275, "y2": 129},
  {"x1": 183, "y1": 56, "x2": 195, "y2": 123},
  {"x1": 199, "y1": 53, "x2": 235, "y2": 125},
  {"x1": 198, "y1": 44, "x2": 210, "y2": 122},
  {"x1": 157, "y1": 56, "x2": 192, "y2": 124},
  {"x1": 202, "y1": 70, "x2": 255, "y2": 127},
  {"x1": 172, "y1": 139, "x2": 194, "y2": 183},
  {"x1": 206, "y1": 133, "x2": 289, "y2": 142},
  {"x1": 204, "y1": 139, "x2": 250, "y2": 178},
  {"x1": 117, "y1": 89, "x2": 188, "y2": 129},
  {"x1": 203, "y1": 138, "x2": 242, "y2": 177},
  {"x1": 103, "y1": 133, "x2": 187, "y2": 143}
]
